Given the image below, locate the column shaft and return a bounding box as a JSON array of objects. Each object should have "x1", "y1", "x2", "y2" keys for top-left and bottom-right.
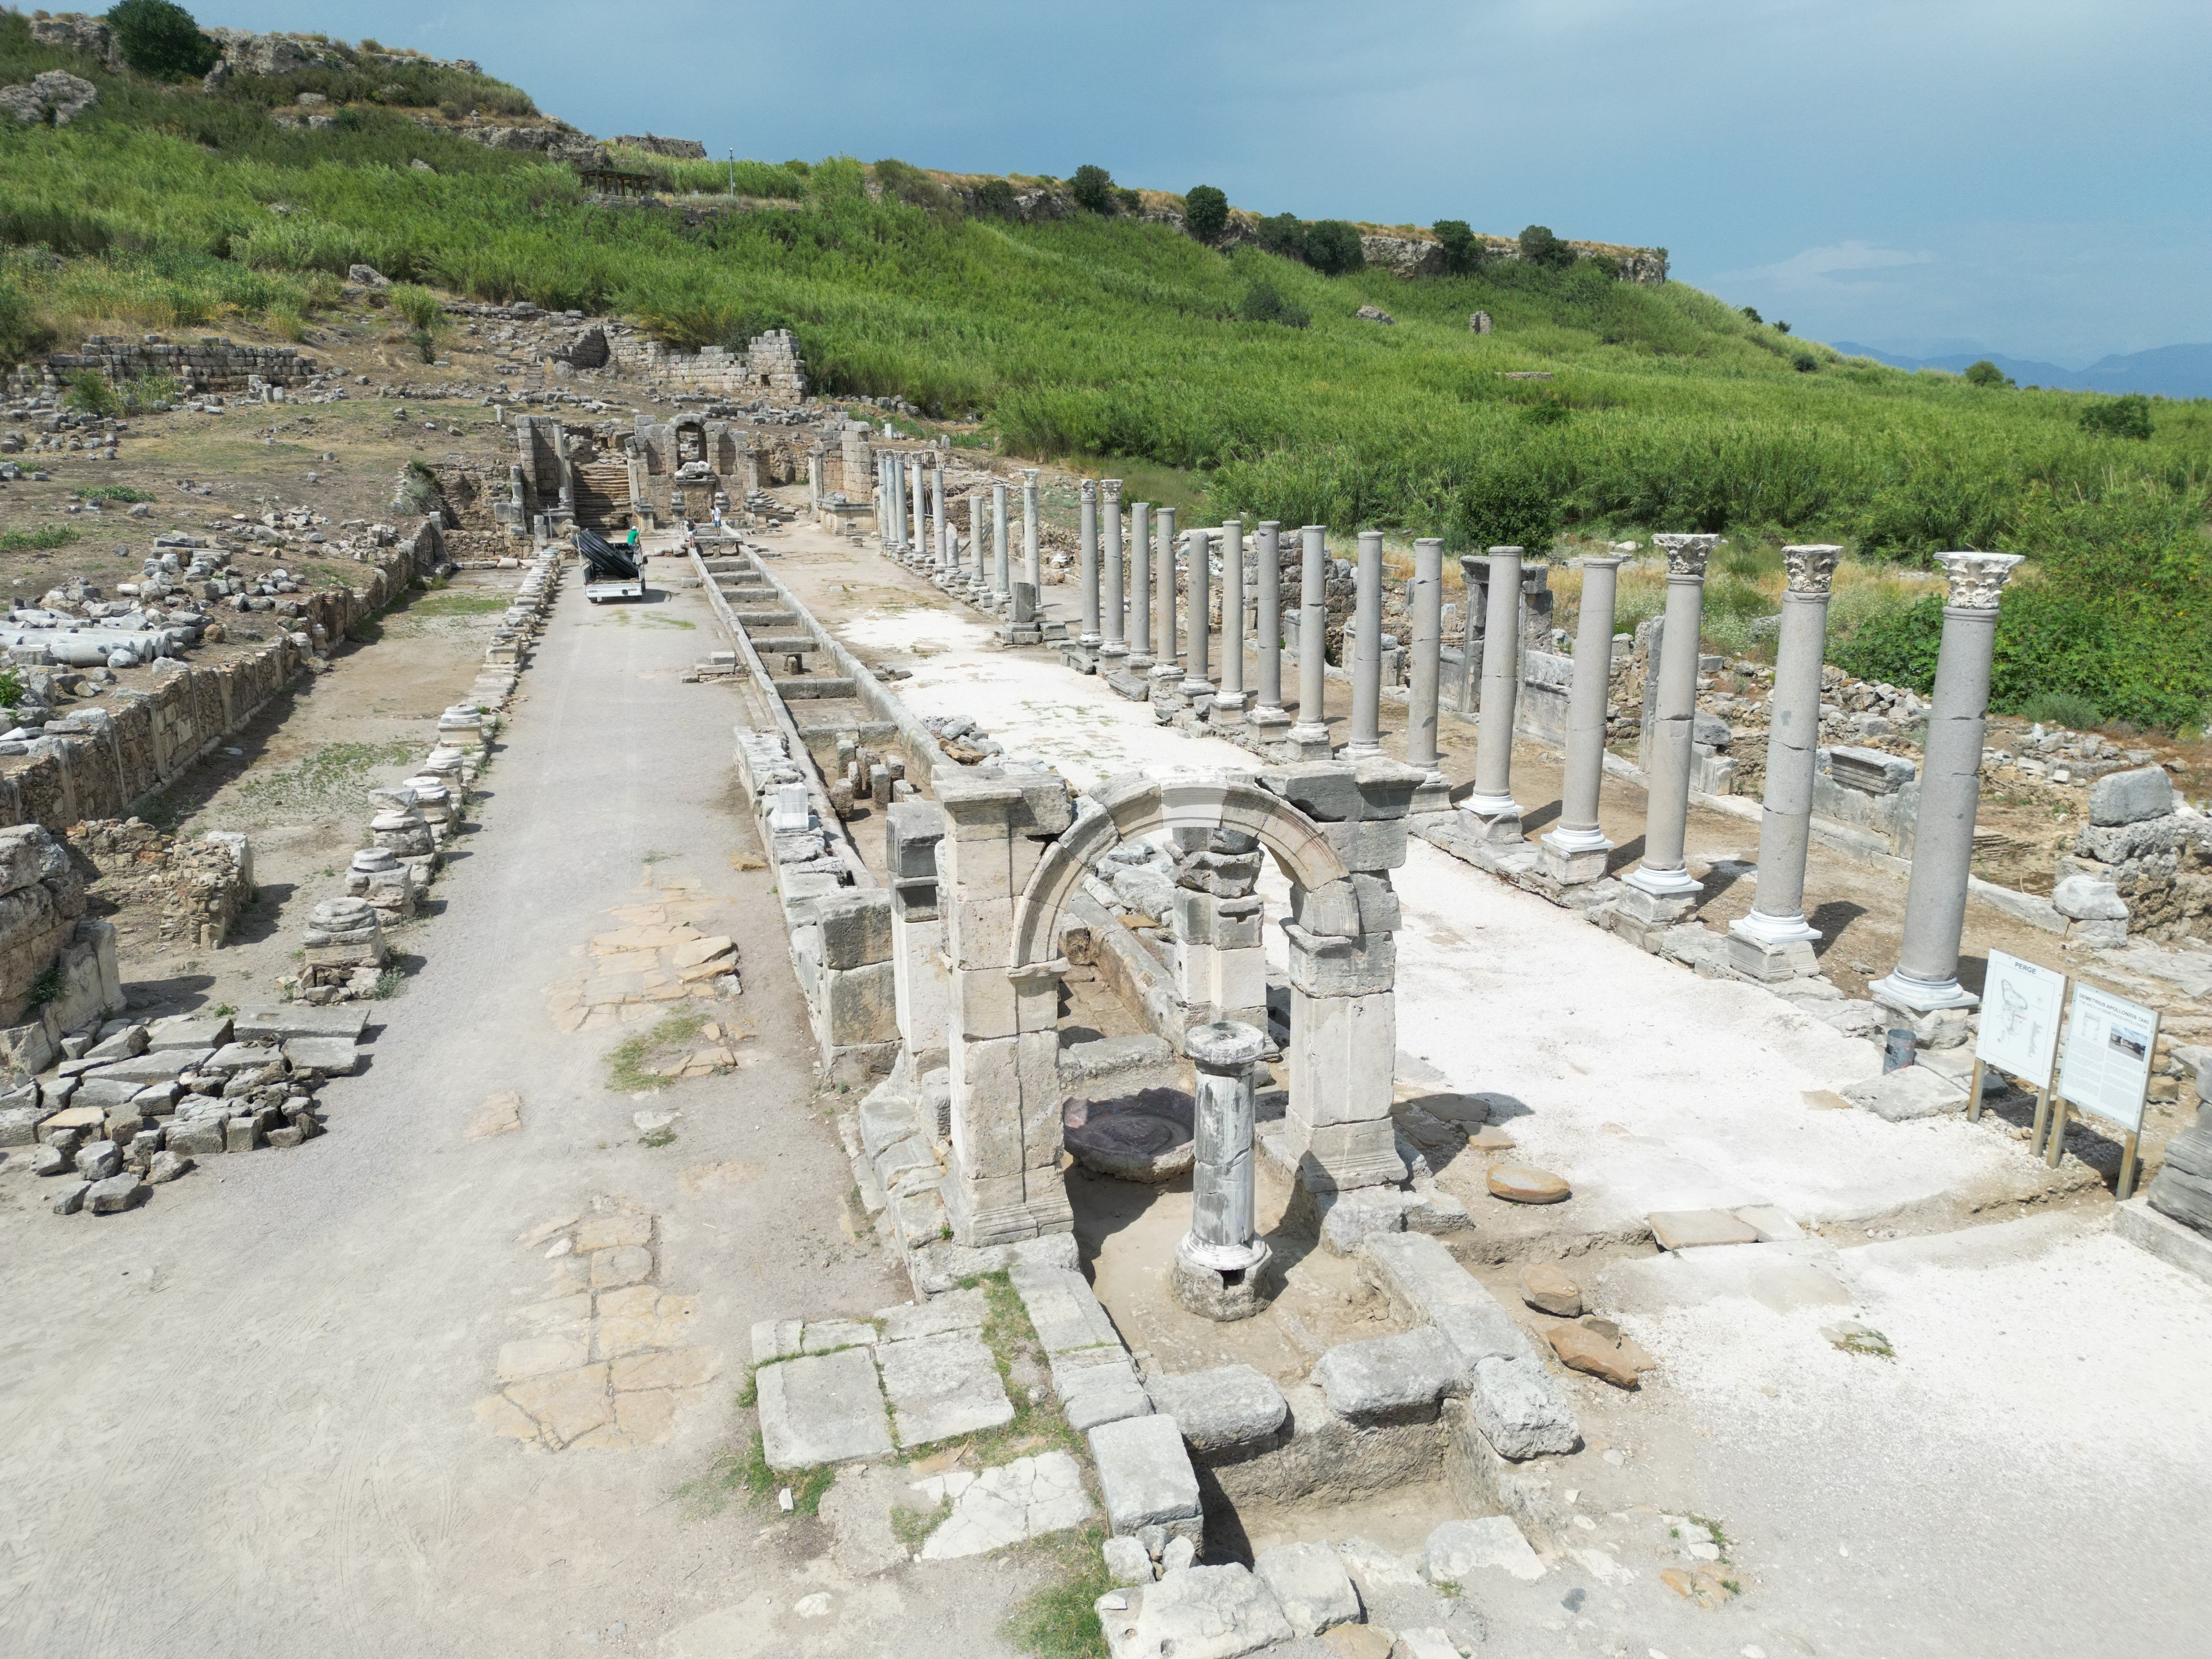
[
  {"x1": 1101, "y1": 482, "x2": 1125, "y2": 655},
  {"x1": 1150, "y1": 507, "x2": 1180, "y2": 691},
  {"x1": 1628, "y1": 535, "x2": 1715, "y2": 893},
  {"x1": 991, "y1": 483, "x2": 1009, "y2": 601},
  {"x1": 1288, "y1": 525, "x2": 1330, "y2": 747},
  {"x1": 1129, "y1": 501, "x2": 1153, "y2": 662},
  {"x1": 930, "y1": 467, "x2": 946, "y2": 569},
  {"x1": 1546, "y1": 555, "x2": 1624, "y2": 858},
  {"x1": 1254, "y1": 522, "x2": 1284, "y2": 715},
  {"x1": 1181, "y1": 530, "x2": 1213, "y2": 694},
  {"x1": 1346, "y1": 529, "x2": 1384, "y2": 755},
  {"x1": 1737, "y1": 547, "x2": 1840, "y2": 942},
  {"x1": 1078, "y1": 479, "x2": 1101, "y2": 647},
  {"x1": 1021, "y1": 469, "x2": 1040, "y2": 593},
  {"x1": 1215, "y1": 519, "x2": 1246, "y2": 712},
  {"x1": 1405, "y1": 538, "x2": 1444, "y2": 772},
  {"x1": 1466, "y1": 545, "x2": 1523, "y2": 812}
]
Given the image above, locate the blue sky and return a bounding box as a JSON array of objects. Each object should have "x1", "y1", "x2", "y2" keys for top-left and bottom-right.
[{"x1": 209, "y1": 0, "x2": 2209, "y2": 365}]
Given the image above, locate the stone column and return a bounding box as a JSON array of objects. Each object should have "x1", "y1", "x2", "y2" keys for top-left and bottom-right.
[
  {"x1": 931, "y1": 466, "x2": 946, "y2": 569},
  {"x1": 1346, "y1": 530, "x2": 1384, "y2": 757},
  {"x1": 1101, "y1": 479, "x2": 1126, "y2": 660},
  {"x1": 911, "y1": 461, "x2": 928, "y2": 569},
  {"x1": 1540, "y1": 554, "x2": 1625, "y2": 884},
  {"x1": 1180, "y1": 529, "x2": 1213, "y2": 700},
  {"x1": 878, "y1": 456, "x2": 895, "y2": 551},
  {"x1": 885, "y1": 800, "x2": 950, "y2": 1066},
  {"x1": 991, "y1": 482, "x2": 1010, "y2": 607},
  {"x1": 1287, "y1": 525, "x2": 1331, "y2": 759},
  {"x1": 971, "y1": 490, "x2": 991, "y2": 594},
  {"x1": 807, "y1": 448, "x2": 823, "y2": 514},
  {"x1": 1460, "y1": 545, "x2": 1525, "y2": 839},
  {"x1": 1172, "y1": 1020, "x2": 1271, "y2": 1321},
  {"x1": 1404, "y1": 537, "x2": 1446, "y2": 810},
  {"x1": 1077, "y1": 478, "x2": 1101, "y2": 656},
  {"x1": 1149, "y1": 507, "x2": 1182, "y2": 702},
  {"x1": 1251, "y1": 522, "x2": 1290, "y2": 733},
  {"x1": 1620, "y1": 534, "x2": 1717, "y2": 929},
  {"x1": 1870, "y1": 551, "x2": 2024, "y2": 1034},
  {"x1": 935, "y1": 766, "x2": 1075, "y2": 1245},
  {"x1": 1211, "y1": 519, "x2": 1248, "y2": 721},
  {"x1": 1021, "y1": 467, "x2": 1041, "y2": 603},
  {"x1": 893, "y1": 456, "x2": 910, "y2": 555},
  {"x1": 1728, "y1": 545, "x2": 1842, "y2": 980},
  {"x1": 1128, "y1": 501, "x2": 1153, "y2": 669}
]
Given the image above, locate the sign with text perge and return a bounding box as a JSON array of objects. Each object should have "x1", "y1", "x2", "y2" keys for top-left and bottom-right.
[
  {"x1": 1974, "y1": 950, "x2": 2068, "y2": 1088},
  {"x1": 2057, "y1": 984, "x2": 2160, "y2": 1132}
]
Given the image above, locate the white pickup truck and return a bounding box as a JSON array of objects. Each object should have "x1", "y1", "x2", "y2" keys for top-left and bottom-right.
[{"x1": 578, "y1": 529, "x2": 646, "y2": 603}]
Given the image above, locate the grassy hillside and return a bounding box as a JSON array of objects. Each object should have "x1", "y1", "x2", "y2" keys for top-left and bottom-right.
[{"x1": 2, "y1": 11, "x2": 2209, "y2": 726}]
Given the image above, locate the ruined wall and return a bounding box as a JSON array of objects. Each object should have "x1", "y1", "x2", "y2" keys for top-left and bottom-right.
[
  {"x1": 0, "y1": 520, "x2": 444, "y2": 836},
  {"x1": 68, "y1": 819, "x2": 251, "y2": 950},
  {"x1": 605, "y1": 329, "x2": 808, "y2": 401},
  {"x1": 10, "y1": 336, "x2": 319, "y2": 399}
]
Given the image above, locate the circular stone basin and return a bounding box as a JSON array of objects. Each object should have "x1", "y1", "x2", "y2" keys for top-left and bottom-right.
[
  {"x1": 1487, "y1": 1162, "x2": 1571, "y2": 1205},
  {"x1": 1065, "y1": 1101, "x2": 1194, "y2": 1183}
]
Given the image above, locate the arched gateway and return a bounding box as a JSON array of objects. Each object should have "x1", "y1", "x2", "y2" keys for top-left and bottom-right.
[{"x1": 919, "y1": 756, "x2": 1425, "y2": 1248}]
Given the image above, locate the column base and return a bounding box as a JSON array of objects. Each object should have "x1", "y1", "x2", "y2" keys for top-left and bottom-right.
[
  {"x1": 1725, "y1": 926, "x2": 1820, "y2": 983},
  {"x1": 1247, "y1": 703, "x2": 1292, "y2": 733},
  {"x1": 1607, "y1": 880, "x2": 1700, "y2": 952},
  {"x1": 1209, "y1": 692, "x2": 1250, "y2": 725},
  {"x1": 1869, "y1": 974, "x2": 1978, "y2": 1050},
  {"x1": 1179, "y1": 677, "x2": 1214, "y2": 707},
  {"x1": 1285, "y1": 1119, "x2": 1406, "y2": 1195},
  {"x1": 1100, "y1": 642, "x2": 1129, "y2": 664},
  {"x1": 1059, "y1": 641, "x2": 1099, "y2": 674},
  {"x1": 1171, "y1": 1235, "x2": 1271, "y2": 1321},
  {"x1": 1539, "y1": 827, "x2": 1614, "y2": 885},
  {"x1": 1624, "y1": 862, "x2": 1702, "y2": 899},
  {"x1": 1341, "y1": 741, "x2": 1382, "y2": 760},
  {"x1": 1410, "y1": 772, "x2": 1452, "y2": 816},
  {"x1": 945, "y1": 1166, "x2": 1074, "y2": 1248},
  {"x1": 1458, "y1": 796, "x2": 1525, "y2": 845},
  {"x1": 1283, "y1": 721, "x2": 1332, "y2": 761},
  {"x1": 1126, "y1": 652, "x2": 1154, "y2": 672}
]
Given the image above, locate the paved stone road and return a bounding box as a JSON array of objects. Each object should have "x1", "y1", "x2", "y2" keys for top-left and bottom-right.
[{"x1": 0, "y1": 569, "x2": 1037, "y2": 1657}]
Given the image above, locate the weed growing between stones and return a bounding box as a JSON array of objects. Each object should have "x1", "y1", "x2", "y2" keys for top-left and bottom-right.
[
  {"x1": 890, "y1": 1493, "x2": 952, "y2": 1550},
  {"x1": 1002, "y1": 1523, "x2": 1113, "y2": 1659},
  {"x1": 679, "y1": 1428, "x2": 834, "y2": 1518},
  {"x1": 605, "y1": 1010, "x2": 707, "y2": 1092},
  {"x1": 946, "y1": 1272, "x2": 1082, "y2": 1465},
  {"x1": 225, "y1": 738, "x2": 419, "y2": 819}
]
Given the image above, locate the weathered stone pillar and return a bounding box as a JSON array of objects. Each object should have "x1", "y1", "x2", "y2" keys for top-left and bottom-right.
[
  {"x1": 991, "y1": 482, "x2": 1010, "y2": 606},
  {"x1": 878, "y1": 456, "x2": 895, "y2": 551},
  {"x1": 1461, "y1": 544, "x2": 1524, "y2": 838},
  {"x1": 1287, "y1": 525, "x2": 1331, "y2": 759},
  {"x1": 1172, "y1": 1020, "x2": 1271, "y2": 1321},
  {"x1": 807, "y1": 448, "x2": 823, "y2": 514},
  {"x1": 1169, "y1": 830, "x2": 1267, "y2": 1028},
  {"x1": 1264, "y1": 756, "x2": 1420, "y2": 1195},
  {"x1": 1180, "y1": 529, "x2": 1213, "y2": 700},
  {"x1": 1871, "y1": 551, "x2": 2024, "y2": 1032},
  {"x1": 1077, "y1": 478, "x2": 1101, "y2": 656},
  {"x1": 1728, "y1": 545, "x2": 1842, "y2": 980},
  {"x1": 1213, "y1": 520, "x2": 1247, "y2": 721},
  {"x1": 1128, "y1": 500, "x2": 1153, "y2": 668},
  {"x1": 1405, "y1": 537, "x2": 1445, "y2": 808},
  {"x1": 1101, "y1": 479, "x2": 1126, "y2": 660},
  {"x1": 1346, "y1": 530, "x2": 1384, "y2": 757},
  {"x1": 885, "y1": 800, "x2": 950, "y2": 1066},
  {"x1": 1620, "y1": 534, "x2": 1716, "y2": 928},
  {"x1": 931, "y1": 466, "x2": 946, "y2": 568},
  {"x1": 1540, "y1": 554, "x2": 1625, "y2": 884},
  {"x1": 1251, "y1": 521, "x2": 1289, "y2": 733},
  {"x1": 1021, "y1": 467, "x2": 1041, "y2": 602},
  {"x1": 935, "y1": 766, "x2": 1075, "y2": 1245},
  {"x1": 1149, "y1": 507, "x2": 1182, "y2": 702},
  {"x1": 971, "y1": 489, "x2": 990, "y2": 593},
  {"x1": 910, "y1": 461, "x2": 928, "y2": 568}
]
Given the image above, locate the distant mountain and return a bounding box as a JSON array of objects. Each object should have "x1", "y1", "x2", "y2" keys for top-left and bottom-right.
[{"x1": 1831, "y1": 341, "x2": 2212, "y2": 400}]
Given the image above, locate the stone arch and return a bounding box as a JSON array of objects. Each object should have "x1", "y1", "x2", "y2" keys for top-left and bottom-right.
[{"x1": 1010, "y1": 769, "x2": 1350, "y2": 969}]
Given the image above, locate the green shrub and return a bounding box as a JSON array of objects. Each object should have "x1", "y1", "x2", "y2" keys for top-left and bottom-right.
[
  {"x1": 1434, "y1": 218, "x2": 1480, "y2": 273},
  {"x1": 1452, "y1": 463, "x2": 1559, "y2": 551},
  {"x1": 974, "y1": 177, "x2": 1015, "y2": 217},
  {"x1": 1183, "y1": 184, "x2": 1228, "y2": 244},
  {"x1": 1518, "y1": 224, "x2": 1574, "y2": 271},
  {"x1": 1792, "y1": 352, "x2": 1818, "y2": 373},
  {"x1": 1963, "y1": 359, "x2": 2012, "y2": 388},
  {"x1": 1740, "y1": 305, "x2": 1763, "y2": 324},
  {"x1": 1115, "y1": 185, "x2": 1140, "y2": 214},
  {"x1": 64, "y1": 370, "x2": 120, "y2": 415},
  {"x1": 2079, "y1": 394, "x2": 2152, "y2": 441},
  {"x1": 1301, "y1": 219, "x2": 1363, "y2": 276},
  {"x1": 2015, "y1": 689, "x2": 2101, "y2": 728},
  {"x1": 1235, "y1": 282, "x2": 1307, "y2": 328},
  {"x1": 1070, "y1": 164, "x2": 1116, "y2": 214},
  {"x1": 0, "y1": 278, "x2": 51, "y2": 367},
  {"x1": 388, "y1": 282, "x2": 443, "y2": 331},
  {"x1": 1253, "y1": 212, "x2": 1306, "y2": 260},
  {"x1": 1773, "y1": 319, "x2": 1791, "y2": 335},
  {"x1": 870, "y1": 158, "x2": 955, "y2": 216},
  {"x1": 1829, "y1": 592, "x2": 1942, "y2": 690},
  {"x1": 0, "y1": 668, "x2": 22, "y2": 709},
  {"x1": 107, "y1": 0, "x2": 221, "y2": 81}
]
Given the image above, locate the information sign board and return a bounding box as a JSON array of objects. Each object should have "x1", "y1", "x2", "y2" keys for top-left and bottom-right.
[{"x1": 1975, "y1": 950, "x2": 2069, "y2": 1088}]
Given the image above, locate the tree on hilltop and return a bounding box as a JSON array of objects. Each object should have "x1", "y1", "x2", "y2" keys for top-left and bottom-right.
[
  {"x1": 1518, "y1": 225, "x2": 1575, "y2": 271},
  {"x1": 1963, "y1": 359, "x2": 2014, "y2": 388},
  {"x1": 1184, "y1": 184, "x2": 1229, "y2": 244},
  {"x1": 1071, "y1": 164, "x2": 1117, "y2": 214},
  {"x1": 106, "y1": 0, "x2": 221, "y2": 81},
  {"x1": 1433, "y1": 219, "x2": 1480, "y2": 274},
  {"x1": 1302, "y1": 219, "x2": 1364, "y2": 276}
]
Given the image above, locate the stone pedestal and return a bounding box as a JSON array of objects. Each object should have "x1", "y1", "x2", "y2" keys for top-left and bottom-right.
[
  {"x1": 1608, "y1": 881, "x2": 1698, "y2": 952},
  {"x1": 1870, "y1": 551, "x2": 2022, "y2": 1021},
  {"x1": 1628, "y1": 535, "x2": 1717, "y2": 897},
  {"x1": 1541, "y1": 554, "x2": 1624, "y2": 885},
  {"x1": 1726, "y1": 928, "x2": 1820, "y2": 983},
  {"x1": 1172, "y1": 1019, "x2": 1272, "y2": 1321},
  {"x1": 1286, "y1": 524, "x2": 1331, "y2": 756}
]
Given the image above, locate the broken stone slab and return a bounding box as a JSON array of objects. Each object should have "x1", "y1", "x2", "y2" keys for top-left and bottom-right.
[
  {"x1": 86, "y1": 1171, "x2": 147, "y2": 1214},
  {"x1": 917, "y1": 1450, "x2": 1094, "y2": 1559},
  {"x1": 1466, "y1": 1354, "x2": 1581, "y2": 1460},
  {"x1": 1517, "y1": 1262, "x2": 1583, "y2": 1317},
  {"x1": 876, "y1": 1331, "x2": 1014, "y2": 1447},
  {"x1": 802, "y1": 1319, "x2": 877, "y2": 1354},
  {"x1": 73, "y1": 1138, "x2": 121, "y2": 1180},
  {"x1": 164, "y1": 1118, "x2": 226, "y2": 1157},
  {"x1": 1051, "y1": 1346, "x2": 1153, "y2": 1431},
  {"x1": 1096, "y1": 1564, "x2": 1291, "y2": 1659},
  {"x1": 1647, "y1": 1209, "x2": 1762, "y2": 1251},
  {"x1": 1425, "y1": 1515, "x2": 1544, "y2": 1584},
  {"x1": 1009, "y1": 1263, "x2": 1124, "y2": 1355},
  {"x1": 876, "y1": 1286, "x2": 987, "y2": 1343},
  {"x1": 1103, "y1": 1535, "x2": 1154, "y2": 1588},
  {"x1": 51, "y1": 1178, "x2": 90, "y2": 1215},
  {"x1": 1089, "y1": 1413, "x2": 1203, "y2": 1542},
  {"x1": 1734, "y1": 1203, "x2": 1804, "y2": 1243},
  {"x1": 1841, "y1": 1065, "x2": 1967, "y2": 1122},
  {"x1": 1145, "y1": 1365, "x2": 1288, "y2": 1456},
  {"x1": 143, "y1": 1014, "x2": 233, "y2": 1051},
  {"x1": 756, "y1": 1347, "x2": 893, "y2": 1471},
  {"x1": 77, "y1": 1050, "x2": 194, "y2": 1086},
  {"x1": 204, "y1": 1042, "x2": 286, "y2": 1074},
  {"x1": 750, "y1": 1319, "x2": 804, "y2": 1365},
  {"x1": 1334, "y1": 1536, "x2": 1453, "y2": 1636},
  {"x1": 2089, "y1": 766, "x2": 2173, "y2": 827},
  {"x1": 0, "y1": 1105, "x2": 43, "y2": 1147},
  {"x1": 1486, "y1": 1162, "x2": 1571, "y2": 1203},
  {"x1": 85, "y1": 1024, "x2": 149, "y2": 1062},
  {"x1": 282, "y1": 1036, "x2": 360, "y2": 1075},
  {"x1": 233, "y1": 1004, "x2": 369, "y2": 1044},
  {"x1": 1547, "y1": 1323, "x2": 1642, "y2": 1388},
  {"x1": 1312, "y1": 1328, "x2": 1460, "y2": 1425},
  {"x1": 147, "y1": 1149, "x2": 191, "y2": 1183},
  {"x1": 1253, "y1": 1540, "x2": 1361, "y2": 1637}
]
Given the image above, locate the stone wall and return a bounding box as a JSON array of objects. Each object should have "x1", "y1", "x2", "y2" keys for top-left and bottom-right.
[
  {"x1": 10, "y1": 336, "x2": 319, "y2": 399},
  {"x1": 67, "y1": 819, "x2": 252, "y2": 952},
  {"x1": 0, "y1": 520, "x2": 444, "y2": 836},
  {"x1": 0, "y1": 822, "x2": 120, "y2": 1059},
  {"x1": 1358, "y1": 232, "x2": 1668, "y2": 285},
  {"x1": 605, "y1": 329, "x2": 808, "y2": 401}
]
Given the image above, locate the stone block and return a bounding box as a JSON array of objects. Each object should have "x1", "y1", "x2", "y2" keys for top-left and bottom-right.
[
  {"x1": 1287, "y1": 988, "x2": 1397, "y2": 1130},
  {"x1": 283, "y1": 1036, "x2": 361, "y2": 1075},
  {"x1": 2052, "y1": 875, "x2": 2128, "y2": 921},
  {"x1": 823, "y1": 960, "x2": 897, "y2": 1046},
  {"x1": 232, "y1": 1004, "x2": 370, "y2": 1043},
  {"x1": 1146, "y1": 1365, "x2": 1287, "y2": 1456},
  {"x1": 949, "y1": 967, "x2": 1017, "y2": 1041},
  {"x1": 1648, "y1": 1208, "x2": 1763, "y2": 1250},
  {"x1": 166, "y1": 1118, "x2": 225, "y2": 1156},
  {"x1": 1097, "y1": 1565, "x2": 1291, "y2": 1659},
  {"x1": 2115, "y1": 1194, "x2": 2212, "y2": 1288},
  {"x1": 1312, "y1": 1329, "x2": 1459, "y2": 1424},
  {"x1": 1333, "y1": 1536, "x2": 1451, "y2": 1636},
  {"x1": 2090, "y1": 767, "x2": 2173, "y2": 826},
  {"x1": 1253, "y1": 1541, "x2": 1359, "y2": 1636},
  {"x1": 877, "y1": 1331, "x2": 1014, "y2": 1446},
  {"x1": 949, "y1": 897, "x2": 1014, "y2": 971},
  {"x1": 756, "y1": 1347, "x2": 894, "y2": 1471},
  {"x1": 1103, "y1": 1535, "x2": 1154, "y2": 1588},
  {"x1": 819, "y1": 891, "x2": 893, "y2": 969},
  {"x1": 86, "y1": 1171, "x2": 147, "y2": 1214},
  {"x1": 1255, "y1": 761, "x2": 1366, "y2": 823},
  {"x1": 1010, "y1": 1263, "x2": 1124, "y2": 1355},
  {"x1": 1465, "y1": 1355, "x2": 1580, "y2": 1460},
  {"x1": 885, "y1": 799, "x2": 946, "y2": 882},
  {"x1": 1841, "y1": 1065, "x2": 1967, "y2": 1121},
  {"x1": 1052, "y1": 1347, "x2": 1153, "y2": 1430},
  {"x1": 51, "y1": 1179, "x2": 89, "y2": 1215},
  {"x1": 1320, "y1": 818, "x2": 1408, "y2": 873},
  {"x1": 1089, "y1": 1414, "x2": 1203, "y2": 1541},
  {"x1": 1282, "y1": 925, "x2": 1396, "y2": 997}
]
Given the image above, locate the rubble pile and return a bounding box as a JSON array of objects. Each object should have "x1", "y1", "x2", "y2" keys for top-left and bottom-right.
[{"x1": 67, "y1": 818, "x2": 252, "y2": 949}]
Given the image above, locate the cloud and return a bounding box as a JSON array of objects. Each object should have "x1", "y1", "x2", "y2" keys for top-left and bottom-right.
[{"x1": 1725, "y1": 241, "x2": 1934, "y2": 293}]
